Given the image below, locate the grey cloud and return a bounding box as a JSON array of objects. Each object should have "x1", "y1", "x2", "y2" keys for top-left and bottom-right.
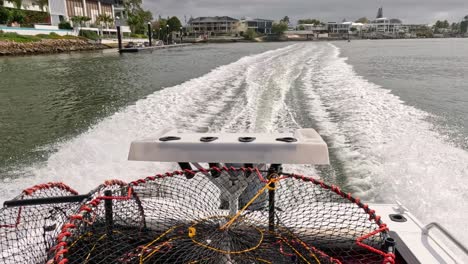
[{"x1": 143, "y1": 0, "x2": 468, "y2": 24}]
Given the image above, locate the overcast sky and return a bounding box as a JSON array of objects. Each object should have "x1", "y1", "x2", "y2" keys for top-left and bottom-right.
[{"x1": 143, "y1": 0, "x2": 467, "y2": 25}]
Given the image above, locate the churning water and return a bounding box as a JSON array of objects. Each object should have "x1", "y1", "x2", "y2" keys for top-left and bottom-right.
[{"x1": 1, "y1": 40, "x2": 467, "y2": 242}]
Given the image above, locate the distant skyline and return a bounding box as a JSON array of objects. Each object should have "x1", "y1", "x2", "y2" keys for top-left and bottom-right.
[{"x1": 143, "y1": 0, "x2": 468, "y2": 25}]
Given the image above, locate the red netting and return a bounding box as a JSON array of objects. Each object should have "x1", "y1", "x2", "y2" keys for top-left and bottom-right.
[
  {"x1": 45, "y1": 167, "x2": 395, "y2": 264},
  {"x1": 0, "y1": 183, "x2": 80, "y2": 264}
]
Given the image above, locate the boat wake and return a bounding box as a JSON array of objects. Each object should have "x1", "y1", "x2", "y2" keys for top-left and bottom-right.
[{"x1": 1, "y1": 42, "x2": 467, "y2": 242}]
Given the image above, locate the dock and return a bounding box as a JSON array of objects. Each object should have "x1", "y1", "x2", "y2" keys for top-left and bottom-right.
[{"x1": 119, "y1": 44, "x2": 192, "y2": 53}]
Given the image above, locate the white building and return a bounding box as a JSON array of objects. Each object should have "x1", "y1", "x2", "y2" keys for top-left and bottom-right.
[
  {"x1": 327, "y1": 21, "x2": 364, "y2": 34},
  {"x1": 368, "y1": 17, "x2": 407, "y2": 33},
  {"x1": 238, "y1": 18, "x2": 274, "y2": 34},
  {"x1": 3, "y1": 0, "x2": 116, "y2": 26}
]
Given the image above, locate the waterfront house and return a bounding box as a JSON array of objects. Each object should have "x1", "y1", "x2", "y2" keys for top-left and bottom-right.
[
  {"x1": 2, "y1": 0, "x2": 116, "y2": 26},
  {"x1": 238, "y1": 18, "x2": 274, "y2": 34},
  {"x1": 298, "y1": 24, "x2": 328, "y2": 33},
  {"x1": 187, "y1": 16, "x2": 239, "y2": 36},
  {"x1": 327, "y1": 21, "x2": 351, "y2": 34},
  {"x1": 365, "y1": 7, "x2": 407, "y2": 34}
]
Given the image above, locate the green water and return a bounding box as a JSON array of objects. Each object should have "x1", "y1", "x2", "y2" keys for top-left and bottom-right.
[{"x1": 0, "y1": 43, "x2": 291, "y2": 174}]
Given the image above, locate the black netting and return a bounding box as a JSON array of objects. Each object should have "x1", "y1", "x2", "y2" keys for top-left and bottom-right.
[
  {"x1": 0, "y1": 183, "x2": 81, "y2": 264},
  {"x1": 51, "y1": 169, "x2": 390, "y2": 264}
]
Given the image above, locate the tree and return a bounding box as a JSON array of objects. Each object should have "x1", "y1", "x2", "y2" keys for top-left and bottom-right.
[
  {"x1": 461, "y1": 20, "x2": 468, "y2": 34},
  {"x1": 167, "y1": 16, "x2": 182, "y2": 33},
  {"x1": 152, "y1": 18, "x2": 168, "y2": 40},
  {"x1": 297, "y1": 19, "x2": 322, "y2": 25},
  {"x1": 0, "y1": 7, "x2": 10, "y2": 24},
  {"x1": 450, "y1": 22, "x2": 459, "y2": 33},
  {"x1": 124, "y1": 0, "x2": 153, "y2": 34},
  {"x1": 96, "y1": 14, "x2": 114, "y2": 37},
  {"x1": 10, "y1": 9, "x2": 25, "y2": 23},
  {"x1": 272, "y1": 22, "x2": 288, "y2": 35},
  {"x1": 280, "y1": 16, "x2": 290, "y2": 25},
  {"x1": 355, "y1": 17, "x2": 369, "y2": 24},
  {"x1": 71, "y1": 16, "x2": 91, "y2": 27}
]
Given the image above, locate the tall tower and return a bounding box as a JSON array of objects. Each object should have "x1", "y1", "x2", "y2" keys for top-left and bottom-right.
[{"x1": 376, "y1": 7, "x2": 383, "y2": 19}]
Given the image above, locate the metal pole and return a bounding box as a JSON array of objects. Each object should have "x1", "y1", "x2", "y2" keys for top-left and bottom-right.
[
  {"x1": 4, "y1": 195, "x2": 90, "y2": 207},
  {"x1": 268, "y1": 164, "x2": 281, "y2": 232},
  {"x1": 104, "y1": 190, "x2": 114, "y2": 238},
  {"x1": 117, "y1": 26, "x2": 122, "y2": 52},
  {"x1": 147, "y1": 22, "x2": 152, "y2": 46},
  {"x1": 166, "y1": 25, "x2": 170, "y2": 45},
  {"x1": 180, "y1": 27, "x2": 183, "y2": 43}
]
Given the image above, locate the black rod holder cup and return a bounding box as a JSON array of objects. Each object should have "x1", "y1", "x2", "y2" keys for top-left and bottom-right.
[
  {"x1": 384, "y1": 237, "x2": 396, "y2": 254},
  {"x1": 104, "y1": 190, "x2": 114, "y2": 238},
  {"x1": 268, "y1": 164, "x2": 281, "y2": 232},
  {"x1": 117, "y1": 26, "x2": 122, "y2": 52},
  {"x1": 147, "y1": 22, "x2": 152, "y2": 46}
]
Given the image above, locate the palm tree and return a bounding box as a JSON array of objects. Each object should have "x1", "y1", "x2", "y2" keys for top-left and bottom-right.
[{"x1": 96, "y1": 14, "x2": 114, "y2": 37}]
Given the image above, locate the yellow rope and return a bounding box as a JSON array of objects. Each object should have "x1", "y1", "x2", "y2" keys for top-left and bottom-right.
[
  {"x1": 139, "y1": 225, "x2": 182, "y2": 264},
  {"x1": 220, "y1": 178, "x2": 278, "y2": 230},
  {"x1": 189, "y1": 225, "x2": 264, "y2": 254},
  {"x1": 188, "y1": 257, "x2": 272, "y2": 264},
  {"x1": 83, "y1": 234, "x2": 107, "y2": 263},
  {"x1": 141, "y1": 236, "x2": 181, "y2": 262},
  {"x1": 269, "y1": 228, "x2": 321, "y2": 264}
]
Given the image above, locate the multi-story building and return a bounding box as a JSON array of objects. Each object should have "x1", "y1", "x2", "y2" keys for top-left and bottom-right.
[
  {"x1": 366, "y1": 7, "x2": 407, "y2": 34},
  {"x1": 63, "y1": 0, "x2": 114, "y2": 24},
  {"x1": 238, "y1": 18, "x2": 274, "y2": 34},
  {"x1": 327, "y1": 22, "x2": 351, "y2": 34},
  {"x1": 368, "y1": 18, "x2": 407, "y2": 33},
  {"x1": 187, "y1": 16, "x2": 239, "y2": 35},
  {"x1": 3, "y1": 0, "x2": 116, "y2": 26}
]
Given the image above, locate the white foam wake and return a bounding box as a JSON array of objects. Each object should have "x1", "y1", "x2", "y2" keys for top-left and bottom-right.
[
  {"x1": 2, "y1": 42, "x2": 467, "y2": 245},
  {"x1": 299, "y1": 43, "x2": 468, "y2": 242},
  {"x1": 0, "y1": 44, "x2": 304, "y2": 201}
]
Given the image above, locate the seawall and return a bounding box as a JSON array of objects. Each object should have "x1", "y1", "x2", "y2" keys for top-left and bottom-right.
[{"x1": 0, "y1": 39, "x2": 108, "y2": 56}]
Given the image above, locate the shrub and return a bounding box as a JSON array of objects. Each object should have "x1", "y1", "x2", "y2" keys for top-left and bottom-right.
[
  {"x1": 10, "y1": 9, "x2": 25, "y2": 24},
  {"x1": 79, "y1": 29, "x2": 99, "y2": 40},
  {"x1": 58, "y1": 21, "x2": 72, "y2": 30},
  {"x1": 244, "y1": 28, "x2": 257, "y2": 40},
  {"x1": 0, "y1": 31, "x2": 41, "y2": 42},
  {"x1": 35, "y1": 32, "x2": 62, "y2": 39},
  {"x1": 130, "y1": 33, "x2": 146, "y2": 38},
  {"x1": 23, "y1": 10, "x2": 49, "y2": 26},
  {"x1": 0, "y1": 7, "x2": 10, "y2": 24}
]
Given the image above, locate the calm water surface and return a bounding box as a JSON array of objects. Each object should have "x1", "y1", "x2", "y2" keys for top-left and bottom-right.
[
  {"x1": 336, "y1": 38, "x2": 468, "y2": 148},
  {"x1": 0, "y1": 43, "x2": 290, "y2": 174}
]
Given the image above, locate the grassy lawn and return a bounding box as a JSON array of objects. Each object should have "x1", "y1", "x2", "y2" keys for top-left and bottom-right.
[{"x1": 0, "y1": 32, "x2": 80, "y2": 43}]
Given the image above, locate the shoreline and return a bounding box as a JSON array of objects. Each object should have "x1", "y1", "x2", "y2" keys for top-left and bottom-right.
[
  {"x1": 1, "y1": 36, "x2": 466, "y2": 57},
  {"x1": 0, "y1": 39, "x2": 108, "y2": 56}
]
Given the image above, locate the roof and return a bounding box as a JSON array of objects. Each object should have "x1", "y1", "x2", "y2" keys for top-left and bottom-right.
[
  {"x1": 243, "y1": 18, "x2": 274, "y2": 22},
  {"x1": 188, "y1": 16, "x2": 239, "y2": 23}
]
